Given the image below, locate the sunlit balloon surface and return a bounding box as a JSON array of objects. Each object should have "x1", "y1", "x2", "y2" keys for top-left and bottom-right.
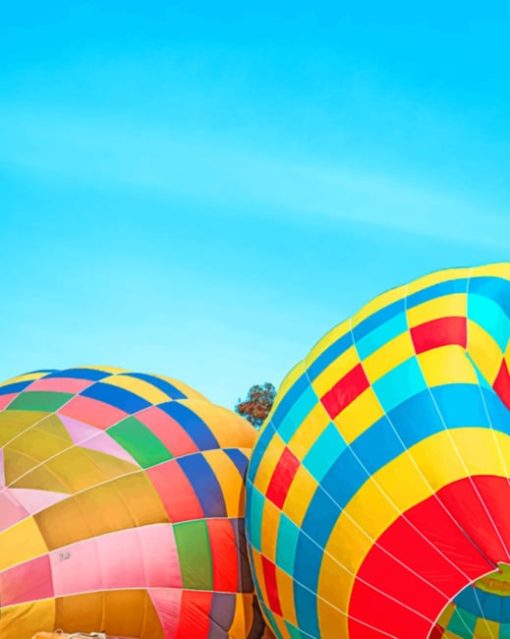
[
  {"x1": 247, "y1": 263, "x2": 510, "y2": 639},
  {"x1": 0, "y1": 366, "x2": 264, "y2": 639}
]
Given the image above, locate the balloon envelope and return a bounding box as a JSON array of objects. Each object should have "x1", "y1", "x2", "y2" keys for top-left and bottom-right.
[
  {"x1": 247, "y1": 263, "x2": 510, "y2": 638},
  {"x1": 0, "y1": 366, "x2": 264, "y2": 639}
]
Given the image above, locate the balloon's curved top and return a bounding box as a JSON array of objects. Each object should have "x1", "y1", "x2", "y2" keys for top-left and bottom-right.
[
  {"x1": 0, "y1": 366, "x2": 263, "y2": 639},
  {"x1": 247, "y1": 263, "x2": 510, "y2": 639}
]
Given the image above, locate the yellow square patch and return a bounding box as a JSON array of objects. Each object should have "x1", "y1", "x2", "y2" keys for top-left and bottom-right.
[
  {"x1": 261, "y1": 498, "x2": 282, "y2": 561},
  {"x1": 253, "y1": 430, "x2": 286, "y2": 495},
  {"x1": 284, "y1": 465, "x2": 318, "y2": 526},
  {"x1": 353, "y1": 284, "x2": 406, "y2": 326},
  {"x1": 276, "y1": 568, "x2": 298, "y2": 627},
  {"x1": 473, "y1": 617, "x2": 500, "y2": 639},
  {"x1": 307, "y1": 319, "x2": 351, "y2": 366},
  {"x1": 418, "y1": 346, "x2": 478, "y2": 387},
  {"x1": 407, "y1": 267, "x2": 470, "y2": 295},
  {"x1": 334, "y1": 387, "x2": 383, "y2": 444},
  {"x1": 362, "y1": 332, "x2": 415, "y2": 383},
  {"x1": 407, "y1": 293, "x2": 467, "y2": 328},
  {"x1": 288, "y1": 403, "x2": 330, "y2": 459},
  {"x1": 467, "y1": 319, "x2": 503, "y2": 384},
  {"x1": 102, "y1": 373, "x2": 170, "y2": 404},
  {"x1": 311, "y1": 345, "x2": 360, "y2": 397}
]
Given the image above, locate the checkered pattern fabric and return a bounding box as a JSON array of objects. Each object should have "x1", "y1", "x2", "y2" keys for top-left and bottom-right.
[
  {"x1": 247, "y1": 263, "x2": 510, "y2": 638},
  {"x1": 0, "y1": 366, "x2": 264, "y2": 639}
]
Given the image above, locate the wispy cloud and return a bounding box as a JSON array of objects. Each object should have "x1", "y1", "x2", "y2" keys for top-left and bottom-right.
[{"x1": 2, "y1": 107, "x2": 509, "y2": 249}]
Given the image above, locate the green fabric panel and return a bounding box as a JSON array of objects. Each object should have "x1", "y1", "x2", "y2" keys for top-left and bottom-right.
[
  {"x1": 276, "y1": 513, "x2": 299, "y2": 575},
  {"x1": 447, "y1": 607, "x2": 477, "y2": 636},
  {"x1": 109, "y1": 417, "x2": 172, "y2": 468},
  {"x1": 285, "y1": 621, "x2": 305, "y2": 639},
  {"x1": 262, "y1": 606, "x2": 284, "y2": 639},
  {"x1": 174, "y1": 520, "x2": 213, "y2": 589},
  {"x1": 8, "y1": 391, "x2": 73, "y2": 412},
  {"x1": 500, "y1": 622, "x2": 510, "y2": 639}
]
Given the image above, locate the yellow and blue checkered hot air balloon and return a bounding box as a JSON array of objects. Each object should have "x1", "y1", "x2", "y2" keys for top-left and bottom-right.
[{"x1": 247, "y1": 263, "x2": 510, "y2": 639}]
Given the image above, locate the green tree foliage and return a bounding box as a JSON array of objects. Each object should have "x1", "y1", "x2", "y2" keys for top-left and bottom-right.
[{"x1": 235, "y1": 383, "x2": 276, "y2": 429}]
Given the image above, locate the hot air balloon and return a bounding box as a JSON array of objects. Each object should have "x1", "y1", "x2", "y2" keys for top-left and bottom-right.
[
  {"x1": 246, "y1": 263, "x2": 510, "y2": 639},
  {"x1": 0, "y1": 366, "x2": 265, "y2": 639}
]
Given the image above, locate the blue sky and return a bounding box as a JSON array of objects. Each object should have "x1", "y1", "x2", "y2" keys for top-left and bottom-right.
[{"x1": 1, "y1": 2, "x2": 510, "y2": 407}]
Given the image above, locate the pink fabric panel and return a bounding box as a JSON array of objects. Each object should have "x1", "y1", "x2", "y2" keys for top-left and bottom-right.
[
  {"x1": 82, "y1": 432, "x2": 139, "y2": 464},
  {"x1": 29, "y1": 377, "x2": 93, "y2": 393},
  {"x1": 149, "y1": 588, "x2": 183, "y2": 639},
  {"x1": 59, "y1": 395, "x2": 126, "y2": 429},
  {"x1": 0, "y1": 393, "x2": 16, "y2": 411},
  {"x1": 11, "y1": 487, "x2": 68, "y2": 515},
  {"x1": 0, "y1": 555, "x2": 53, "y2": 605},
  {"x1": 139, "y1": 524, "x2": 182, "y2": 588},
  {"x1": 0, "y1": 448, "x2": 5, "y2": 486},
  {"x1": 60, "y1": 414, "x2": 101, "y2": 444},
  {"x1": 50, "y1": 524, "x2": 182, "y2": 598},
  {"x1": 137, "y1": 406, "x2": 198, "y2": 457},
  {"x1": 0, "y1": 489, "x2": 28, "y2": 532},
  {"x1": 0, "y1": 488, "x2": 67, "y2": 532},
  {"x1": 60, "y1": 415, "x2": 136, "y2": 464}
]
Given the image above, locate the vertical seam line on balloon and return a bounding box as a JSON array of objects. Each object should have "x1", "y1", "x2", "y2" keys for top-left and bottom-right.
[
  {"x1": 404, "y1": 270, "x2": 497, "y2": 639},
  {"x1": 346, "y1": 311, "x2": 476, "y2": 639},
  {"x1": 252, "y1": 376, "x2": 453, "y2": 635}
]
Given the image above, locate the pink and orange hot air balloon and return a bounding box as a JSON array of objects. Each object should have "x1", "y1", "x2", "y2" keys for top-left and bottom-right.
[{"x1": 0, "y1": 366, "x2": 265, "y2": 639}]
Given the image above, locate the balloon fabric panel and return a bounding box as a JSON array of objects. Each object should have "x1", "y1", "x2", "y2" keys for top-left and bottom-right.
[
  {"x1": 0, "y1": 366, "x2": 265, "y2": 639},
  {"x1": 246, "y1": 263, "x2": 510, "y2": 639}
]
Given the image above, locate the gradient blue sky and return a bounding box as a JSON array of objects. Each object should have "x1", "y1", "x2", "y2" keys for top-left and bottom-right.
[{"x1": 1, "y1": 2, "x2": 510, "y2": 407}]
